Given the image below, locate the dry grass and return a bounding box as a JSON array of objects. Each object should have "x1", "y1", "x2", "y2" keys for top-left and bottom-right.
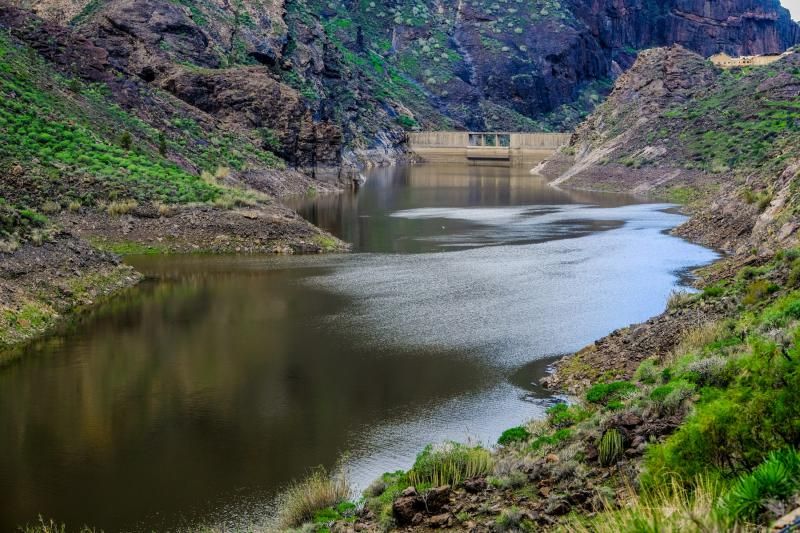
[
  {"x1": 275, "y1": 467, "x2": 353, "y2": 529},
  {"x1": 106, "y1": 199, "x2": 138, "y2": 216},
  {"x1": 20, "y1": 516, "x2": 98, "y2": 533},
  {"x1": 560, "y1": 476, "x2": 747, "y2": 533},
  {"x1": 153, "y1": 201, "x2": 174, "y2": 217},
  {"x1": 40, "y1": 200, "x2": 61, "y2": 214},
  {"x1": 215, "y1": 166, "x2": 231, "y2": 180},
  {"x1": 667, "y1": 289, "x2": 696, "y2": 310},
  {"x1": 668, "y1": 321, "x2": 726, "y2": 364},
  {"x1": 201, "y1": 166, "x2": 231, "y2": 186}
]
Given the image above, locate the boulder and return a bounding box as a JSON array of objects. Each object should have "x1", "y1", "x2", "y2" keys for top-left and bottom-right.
[
  {"x1": 463, "y1": 477, "x2": 487, "y2": 494},
  {"x1": 424, "y1": 485, "x2": 452, "y2": 513}
]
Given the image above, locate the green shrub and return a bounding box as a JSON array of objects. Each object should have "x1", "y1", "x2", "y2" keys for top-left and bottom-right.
[
  {"x1": 783, "y1": 300, "x2": 800, "y2": 320},
  {"x1": 259, "y1": 128, "x2": 282, "y2": 152},
  {"x1": 19, "y1": 208, "x2": 48, "y2": 227},
  {"x1": 738, "y1": 266, "x2": 759, "y2": 281},
  {"x1": 599, "y1": 429, "x2": 623, "y2": 466},
  {"x1": 530, "y1": 429, "x2": 573, "y2": 451},
  {"x1": 788, "y1": 261, "x2": 800, "y2": 287},
  {"x1": 498, "y1": 426, "x2": 530, "y2": 446},
  {"x1": 643, "y1": 339, "x2": 800, "y2": 485},
  {"x1": 362, "y1": 469, "x2": 410, "y2": 526},
  {"x1": 494, "y1": 506, "x2": 524, "y2": 532},
  {"x1": 547, "y1": 403, "x2": 591, "y2": 428},
  {"x1": 702, "y1": 283, "x2": 725, "y2": 298},
  {"x1": 606, "y1": 400, "x2": 625, "y2": 411},
  {"x1": 649, "y1": 380, "x2": 695, "y2": 414},
  {"x1": 760, "y1": 293, "x2": 800, "y2": 327},
  {"x1": 117, "y1": 131, "x2": 133, "y2": 150},
  {"x1": 777, "y1": 249, "x2": 800, "y2": 262},
  {"x1": 739, "y1": 187, "x2": 772, "y2": 211},
  {"x1": 396, "y1": 115, "x2": 418, "y2": 129},
  {"x1": 633, "y1": 358, "x2": 659, "y2": 384},
  {"x1": 408, "y1": 442, "x2": 493, "y2": 488},
  {"x1": 718, "y1": 449, "x2": 800, "y2": 523},
  {"x1": 312, "y1": 501, "x2": 357, "y2": 526},
  {"x1": 158, "y1": 132, "x2": 167, "y2": 156},
  {"x1": 585, "y1": 381, "x2": 637, "y2": 405},
  {"x1": 742, "y1": 279, "x2": 778, "y2": 305},
  {"x1": 757, "y1": 192, "x2": 774, "y2": 211},
  {"x1": 67, "y1": 77, "x2": 81, "y2": 93},
  {"x1": 682, "y1": 356, "x2": 731, "y2": 387}
]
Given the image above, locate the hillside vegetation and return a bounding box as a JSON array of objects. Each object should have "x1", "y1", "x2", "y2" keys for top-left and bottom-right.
[
  {"x1": 542, "y1": 46, "x2": 800, "y2": 254},
  {"x1": 0, "y1": 13, "x2": 344, "y2": 352},
  {"x1": 0, "y1": 29, "x2": 283, "y2": 214}
]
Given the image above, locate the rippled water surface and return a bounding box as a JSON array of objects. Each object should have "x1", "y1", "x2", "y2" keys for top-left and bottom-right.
[{"x1": 0, "y1": 164, "x2": 717, "y2": 531}]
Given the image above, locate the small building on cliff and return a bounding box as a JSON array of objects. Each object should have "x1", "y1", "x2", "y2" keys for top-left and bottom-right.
[{"x1": 710, "y1": 51, "x2": 792, "y2": 69}]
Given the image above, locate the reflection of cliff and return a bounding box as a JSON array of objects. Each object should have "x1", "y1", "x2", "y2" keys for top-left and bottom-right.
[
  {"x1": 291, "y1": 165, "x2": 642, "y2": 253},
  {"x1": 0, "y1": 265, "x2": 491, "y2": 530}
]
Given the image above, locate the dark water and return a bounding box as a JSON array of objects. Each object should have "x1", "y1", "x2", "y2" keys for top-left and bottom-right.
[{"x1": 0, "y1": 164, "x2": 717, "y2": 532}]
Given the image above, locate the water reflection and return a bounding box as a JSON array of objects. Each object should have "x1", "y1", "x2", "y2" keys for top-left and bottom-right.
[
  {"x1": 0, "y1": 164, "x2": 716, "y2": 532},
  {"x1": 289, "y1": 165, "x2": 641, "y2": 253}
]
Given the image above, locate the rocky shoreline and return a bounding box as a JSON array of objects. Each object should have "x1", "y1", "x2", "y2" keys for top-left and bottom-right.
[
  {"x1": 315, "y1": 207, "x2": 790, "y2": 533},
  {"x1": 309, "y1": 47, "x2": 800, "y2": 533},
  {"x1": 317, "y1": 183, "x2": 735, "y2": 533},
  {"x1": 0, "y1": 191, "x2": 349, "y2": 357},
  {"x1": 0, "y1": 233, "x2": 141, "y2": 361}
]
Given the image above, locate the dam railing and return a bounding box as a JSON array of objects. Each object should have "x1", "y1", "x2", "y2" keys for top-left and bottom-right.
[{"x1": 408, "y1": 131, "x2": 571, "y2": 165}]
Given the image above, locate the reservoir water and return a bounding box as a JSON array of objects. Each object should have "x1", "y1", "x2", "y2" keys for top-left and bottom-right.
[{"x1": 0, "y1": 164, "x2": 717, "y2": 531}]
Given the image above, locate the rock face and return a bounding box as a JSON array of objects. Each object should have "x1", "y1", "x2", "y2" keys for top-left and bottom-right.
[
  {"x1": 391, "y1": 486, "x2": 452, "y2": 526},
  {"x1": 539, "y1": 43, "x2": 800, "y2": 255},
  {"x1": 0, "y1": 3, "x2": 112, "y2": 82},
  {"x1": 74, "y1": 0, "x2": 346, "y2": 180},
  {"x1": 413, "y1": 0, "x2": 800, "y2": 129},
  {"x1": 162, "y1": 67, "x2": 343, "y2": 180},
  {"x1": 85, "y1": 0, "x2": 219, "y2": 75},
  {"x1": 573, "y1": 0, "x2": 800, "y2": 56},
  {"x1": 4, "y1": 0, "x2": 800, "y2": 165}
]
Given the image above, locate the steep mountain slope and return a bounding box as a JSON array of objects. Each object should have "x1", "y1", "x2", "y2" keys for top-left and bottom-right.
[
  {"x1": 541, "y1": 45, "x2": 800, "y2": 255},
  {"x1": 9, "y1": 0, "x2": 800, "y2": 160},
  {"x1": 0, "y1": 6, "x2": 344, "y2": 350}
]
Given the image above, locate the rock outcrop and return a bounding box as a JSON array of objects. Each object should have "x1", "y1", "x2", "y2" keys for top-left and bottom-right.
[
  {"x1": 573, "y1": 0, "x2": 800, "y2": 57},
  {"x1": 436, "y1": 0, "x2": 800, "y2": 129},
  {"x1": 161, "y1": 67, "x2": 343, "y2": 180},
  {"x1": 542, "y1": 44, "x2": 800, "y2": 253},
  {"x1": 74, "y1": 0, "x2": 347, "y2": 180}
]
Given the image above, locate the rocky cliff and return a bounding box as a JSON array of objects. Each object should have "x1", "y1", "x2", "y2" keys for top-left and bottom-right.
[
  {"x1": 0, "y1": 5, "x2": 348, "y2": 350},
  {"x1": 540, "y1": 44, "x2": 800, "y2": 256},
  {"x1": 7, "y1": 0, "x2": 799, "y2": 166}
]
